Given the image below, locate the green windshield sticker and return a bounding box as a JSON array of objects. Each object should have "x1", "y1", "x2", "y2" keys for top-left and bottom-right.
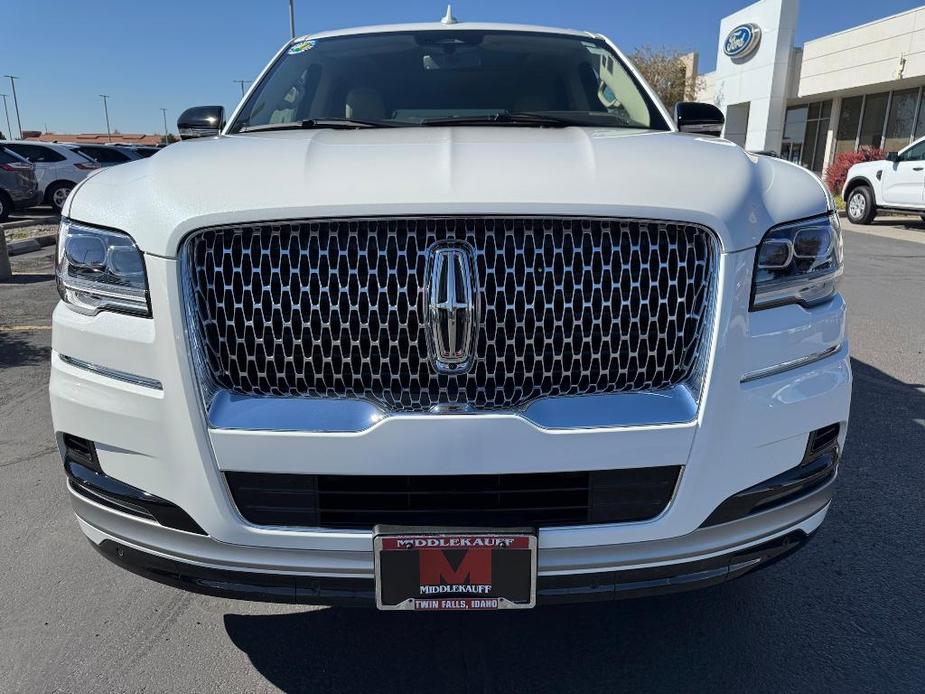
[{"x1": 288, "y1": 39, "x2": 316, "y2": 54}]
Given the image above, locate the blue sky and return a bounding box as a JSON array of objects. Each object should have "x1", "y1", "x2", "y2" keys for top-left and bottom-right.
[{"x1": 1, "y1": 0, "x2": 922, "y2": 136}]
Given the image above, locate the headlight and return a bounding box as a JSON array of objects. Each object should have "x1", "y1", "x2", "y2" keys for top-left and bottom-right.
[
  {"x1": 56, "y1": 219, "x2": 150, "y2": 316},
  {"x1": 751, "y1": 212, "x2": 843, "y2": 310}
]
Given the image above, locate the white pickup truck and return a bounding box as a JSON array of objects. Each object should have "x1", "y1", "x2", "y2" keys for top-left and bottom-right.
[
  {"x1": 51, "y1": 16, "x2": 850, "y2": 610},
  {"x1": 843, "y1": 137, "x2": 925, "y2": 224}
]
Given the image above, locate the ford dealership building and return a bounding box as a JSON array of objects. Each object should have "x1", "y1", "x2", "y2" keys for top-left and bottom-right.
[{"x1": 697, "y1": 0, "x2": 925, "y2": 174}]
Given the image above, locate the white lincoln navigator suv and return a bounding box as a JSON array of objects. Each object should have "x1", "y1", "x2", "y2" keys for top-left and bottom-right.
[{"x1": 51, "y1": 19, "x2": 850, "y2": 610}]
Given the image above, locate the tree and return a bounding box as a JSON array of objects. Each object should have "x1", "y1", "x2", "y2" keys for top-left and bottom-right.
[{"x1": 629, "y1": 46, "x2": 702, "y2": 111}]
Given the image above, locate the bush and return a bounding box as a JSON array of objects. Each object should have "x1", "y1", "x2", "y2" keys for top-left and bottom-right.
[{"x1": 824, "y1": 148, "x2": 886, "y2": 195}]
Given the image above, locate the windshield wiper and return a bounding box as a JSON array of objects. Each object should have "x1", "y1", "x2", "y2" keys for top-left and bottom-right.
[
  {"x1": 420, "y1": 112, "x2": 578, "y2": 127},
  {"x1": 238, "y1": 118, "x2": 403, "y2": 133}
]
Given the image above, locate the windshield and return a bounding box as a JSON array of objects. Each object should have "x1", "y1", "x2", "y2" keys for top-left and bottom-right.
[{"x1": 229, "y1": 30, "x2": 668, "y2": 132}]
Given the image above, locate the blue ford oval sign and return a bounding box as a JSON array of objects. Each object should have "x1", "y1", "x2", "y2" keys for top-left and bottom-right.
[{"x1": 724, "y1": 23, "x2": 761, "y2": 60}]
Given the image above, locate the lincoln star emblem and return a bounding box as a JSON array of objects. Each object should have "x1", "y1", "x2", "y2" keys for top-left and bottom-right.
[{"x1": 425, "y1": 243, "x2": 477, "y2": 374}]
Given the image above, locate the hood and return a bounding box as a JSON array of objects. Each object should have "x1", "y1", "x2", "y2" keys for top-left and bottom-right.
[{"x1": 66, "y1": 127, "x2": 830, "y2": 256}]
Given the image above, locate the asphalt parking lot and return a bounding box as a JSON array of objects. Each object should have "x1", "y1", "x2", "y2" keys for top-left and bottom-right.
[{"x1": 1, "y1": 224, "x2": 923, "y2": 693}]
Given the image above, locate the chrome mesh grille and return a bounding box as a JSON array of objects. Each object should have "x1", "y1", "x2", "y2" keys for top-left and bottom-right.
[{"x1": 185, "y1": 217, "x2": 715, "y2": 412}]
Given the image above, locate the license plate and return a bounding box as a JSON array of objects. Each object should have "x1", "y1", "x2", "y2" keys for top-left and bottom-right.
[{"x1": 374, "y1": 527, "x2": 537, "y2": 610}]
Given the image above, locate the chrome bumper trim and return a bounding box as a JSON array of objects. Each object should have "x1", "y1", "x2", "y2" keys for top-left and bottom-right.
[
  {"x1": 740, "y1": 344, "x2": 843, "y2": 384},
  {"x1": 524, "y1": 385, "x2": 697, "y2": 430},
  {"x1": 206, "y1": 384, "x2": 699, "y2": 433},
  {"x1": 209, "y1": 391, "x2": 384, "y2": 433},
  {"x1": 59, "y1": 354, "x2": 163, "y2": 390}
]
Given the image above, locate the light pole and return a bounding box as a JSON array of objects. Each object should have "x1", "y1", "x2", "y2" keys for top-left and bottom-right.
[
  {"x1": 160, "y1": 107, "x2": 169, "y2": 145},
  {"x1": 0, "y1": 94, "x2": 11, "y2": 140},
  {"x1": 4, "y1": 76, "x2": 22, "y2": 139},
  {"x1": 100, "y1": 94, "x2": 112, "y2": 142},
  {"x1": 289, "y1": 0, "x2": 295, "y2": 39},
  {"x1": 234, "y1": 80, "x2": 251, "y2": 97}
]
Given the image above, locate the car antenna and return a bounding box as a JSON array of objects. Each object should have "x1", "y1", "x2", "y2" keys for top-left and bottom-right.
[{"x1": 441, "y1": 4, "x2": 458, "y2": 24}]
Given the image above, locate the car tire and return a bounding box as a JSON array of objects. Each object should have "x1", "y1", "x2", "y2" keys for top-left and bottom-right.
[
  {"x1": 0, "y1": 190, "x2": 11, "y2": 222},
  {"x1": 845, "y1": 186, "x2": 875, "y2": 224},
  {"x1": 46, "y1": 182, "x2": 74, "y2": 213}
]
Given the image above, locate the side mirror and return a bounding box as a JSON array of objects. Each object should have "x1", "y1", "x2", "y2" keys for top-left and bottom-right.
[
  {"x1": 887, "y1": 152, "x2": 899, "y2": 162},
  {"x1": 177, "y1": 105, "x2": 225, "y2": 140},
  {"x1": 675, "y1": 102, "x2": 725, "y2": 137}
]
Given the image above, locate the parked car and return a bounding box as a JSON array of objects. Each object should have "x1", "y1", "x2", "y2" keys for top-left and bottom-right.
[
  {"x1": 843, "y1": 136, "x2": 925, "y2": 223},
  {"x1": 0, "y1": 141, "x2": 100, "y2": 212},
  {"x1": 129, "y1": 147, "x2": 159, "y2": 158},
  {"x1": 111, "y1": 144, "x2": 162, "y2": 158},
  {"x1": 66, "y1": 143, "x2": 142, "y2": 167},
  {"x1": 51, "y1": 19, "x2": 850, "y2": 611},
  {"x1": 0, "y1": 146, "x2": 41, "y2": 221}
]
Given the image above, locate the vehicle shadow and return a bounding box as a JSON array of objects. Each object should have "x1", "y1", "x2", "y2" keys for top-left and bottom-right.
[
  {"x1": 869, "y1": 216, "x2": 925, "y2": 230},
  {"x1": 0, "y1": 331, "x2": 51, "y2": 367},
  {"x1": 223, "y1": 358, "x2": 925, "y2": 693},
  {"x1": 0, "y1": 273, "x2": 55, "y2": 285}
]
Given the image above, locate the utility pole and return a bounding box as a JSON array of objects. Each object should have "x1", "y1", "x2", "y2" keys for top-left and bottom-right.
[
  {"x1": 100, "y1": 94, "x2": 112, "y2": 142},
  {"x1": 0, "y1": 94, "x2": 11, "y2": 140},
  {"x1": 289, "y1": 0, "x2": 295, "y2": 39},
  {"x1": 160, "y1": 107, "x2": 169, "y2": 145},
  {"x1": 233, "y1": 80, "x2": 251, "y2": 97},
  {"x1": 4, "y1": 76, "x2": 22, "y2": 139}
]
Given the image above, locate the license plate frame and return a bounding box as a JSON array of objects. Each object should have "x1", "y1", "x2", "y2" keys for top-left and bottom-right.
[{"x1": 373, "y1": 526, "x2": 537, "y2": 611}]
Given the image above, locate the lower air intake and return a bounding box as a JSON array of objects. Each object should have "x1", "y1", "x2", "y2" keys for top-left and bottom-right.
[{"x1": 225, "y1": 467, "x2": 682, "y2": 530}]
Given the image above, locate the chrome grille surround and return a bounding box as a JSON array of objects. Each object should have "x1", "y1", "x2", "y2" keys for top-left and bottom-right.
[{"x1": 182, "y1": 217, "x2": 717, "y2": 414}]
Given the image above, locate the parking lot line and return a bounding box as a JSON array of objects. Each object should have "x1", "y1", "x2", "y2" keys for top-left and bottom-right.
[{"x1": 0, "y1": 324, "x2": 52, "y2": 332}]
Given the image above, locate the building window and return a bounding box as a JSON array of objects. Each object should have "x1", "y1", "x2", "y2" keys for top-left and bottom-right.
[
  {"x1": 858, "y1": 92, "x2": 889, "y2": 149},
  {"x1": 914, "y1": 93, "x2": 925, "y2": 141},
  {"x1": 884, "y1": 88, "x2": 919, "y2": 152},
  {"x1": 781, "y1": 106, "x2": 807, "y2": 164},
  {"x1": 781, "y1": 100, "x2": 831, "y2": 173},
  {"x1": 835, "y1": 96, "x2": 864, "y2": 156}
]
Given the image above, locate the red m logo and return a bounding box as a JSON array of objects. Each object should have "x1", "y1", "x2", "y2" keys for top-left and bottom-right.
[{"x1": 419, "y1": 549, "x2": 492, "y2": 585}]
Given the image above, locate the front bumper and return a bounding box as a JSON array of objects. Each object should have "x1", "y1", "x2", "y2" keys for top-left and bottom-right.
[
  {"x1": 50, "y1": 247, "x2": 851, "y2": 602},
  {"x1": 88, "y1": 525, "x2": 816, "y2": 606},
  {"x1": 74, "y1": 479, "x2": 831, "y2": 605}
]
